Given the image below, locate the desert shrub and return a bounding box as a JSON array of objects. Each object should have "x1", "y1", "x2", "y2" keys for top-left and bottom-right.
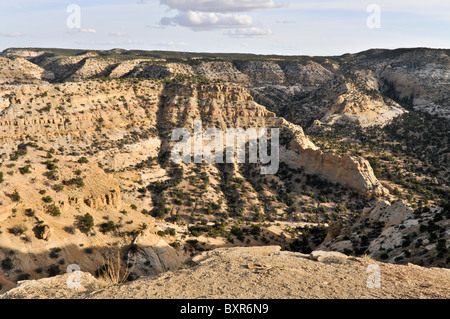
[
  {"x1": 99, "y1": 221, "x2": 117, "y2": 234},
  {"x1": 1, "y1": 258, "x2": 14, "y2": 271},
  {"x1": 46, "y1": 162, "x2": 58, "y2": 171},
  {"x1": 81, "y1": 213, "x2": 95, "y2": 233},
  {"x1": 436, "y1": 239, "x2": 448, "y2": 253},
  {"x1": 250, "y1": 224, "x2": 261, "y2": 236},
  {"x1": 8, "y1": 190, "x2": 21, "y2": 202},
  {"x1": 44, "y1": 170, "x2": 59, "y2": 181},
  {"x1": 8, "y1": 226, "x2": 26, "y2": 236},
  {"x1": 78, "y1": 156, "x2": 89, "y2": 164},
  {"x1": 17, "y1": 273, "x2": 31, "y2": 281},
  {"x1": 63, "y1": 226, "x2": 76, "y2": 234},
  {"x1": 52, "y1": 184, "x2": 64, "y2": 192},
  {"x1": 19, "y1": 165, "x2": 32, "y2": 175},
  {"x1": 95, "y1": 252, "x2": 133, "y2": 286},
  {"x1": 42, "y1": 196, "x2": 53, "y2": 203},
  {"x1": 49, "y1": 247, "x2": 62, "y2": 259},
  {"x1": 335, "y1": 204, "x2": 347, "y2": 212},
  {"x1": 170, "y1": 241, "x2": 180, "y2": 248},
  {"x1": 231, "y1": 226, "x2": 245, "y2": 242},
  {"x1": 64, "y1": 177, "x2": 85, "y2": 188},
  {"x1": 47, "y1": 264, "x2": 61, "y2": 277},
  {"x1": 47, "y1": 204, "x2": 61, "y2": 217},
  {"x1": 25, "y1": 208, "x2": 35, "y2": 217}
]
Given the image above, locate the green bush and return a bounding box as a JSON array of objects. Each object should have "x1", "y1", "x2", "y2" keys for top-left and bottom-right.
[
  {"x1": 9, "y1": 190, "x2": 21, "y2": 202},
  {"x1": 78, "y1": 157, "x2": 89, "y2": 164},
  {"x1": 42, "y1": 196, "x2": 53, "y2": 203},
  {"x1": 1, "y1": 258, "x2": 14, "y2": 271},
  {"x1": 64, "y1": 177, "x2": 85, "y2": 188},
  {"x1": 81, "y1": 213, "x2": 95, "y2": 233},
  {"x1": 47, "y1": 264, "x2": 61, "y2": 277},
  {"x1": 99, "y1": 221, "x2": 117, "y2": 233},
  {"x1": 19, "y1": 165, "x2": 32, "y2": 175},
  {"x1": 47, "y1": 204, "x2": 61, "y2": 217}
]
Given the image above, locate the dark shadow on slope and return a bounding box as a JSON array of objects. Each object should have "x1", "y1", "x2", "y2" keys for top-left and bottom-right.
[{"x1": 0, "y1": 238, "x2": 182, "y2": 295}]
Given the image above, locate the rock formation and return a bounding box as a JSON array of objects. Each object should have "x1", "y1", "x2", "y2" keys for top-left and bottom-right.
[{"x1": 0, "y1": 47, "x2": 447, "y2": 296}]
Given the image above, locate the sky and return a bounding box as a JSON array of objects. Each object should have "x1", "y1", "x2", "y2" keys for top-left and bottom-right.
[{"x1": 0, "y1": 0, "x2": 448, "y2": 56}]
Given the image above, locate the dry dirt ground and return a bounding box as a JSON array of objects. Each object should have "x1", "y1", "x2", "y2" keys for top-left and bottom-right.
[{"x1": 1, "y1": 246, "x2": 449, "y2": 299}]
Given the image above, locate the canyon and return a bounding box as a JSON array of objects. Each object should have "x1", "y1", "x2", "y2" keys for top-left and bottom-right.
[{"x1": 0, "y1": 47, "x2": 448, "y2": 298}]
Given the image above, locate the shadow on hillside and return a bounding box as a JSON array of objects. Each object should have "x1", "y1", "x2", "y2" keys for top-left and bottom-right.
[{"x1": 0, "y1": 238, "x2": 182, "y2": 294}]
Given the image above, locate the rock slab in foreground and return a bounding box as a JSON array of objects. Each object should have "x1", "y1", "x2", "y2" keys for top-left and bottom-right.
[{"x1": 2, "y1": 246, "x2": 450, "y2": 299}]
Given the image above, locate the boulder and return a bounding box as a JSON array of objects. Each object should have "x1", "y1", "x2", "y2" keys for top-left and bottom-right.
[
  {"x1": 310, "y1": 250, "x2": 348, "y2": 263},
  {"x1": 37, "y1": 225, "x2": 51, "y2": 241}
]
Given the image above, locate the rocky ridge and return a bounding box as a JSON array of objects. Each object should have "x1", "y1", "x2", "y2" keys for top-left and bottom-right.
[{"x1": 1, "y1": 246, "x2": 449, "y2": 299}]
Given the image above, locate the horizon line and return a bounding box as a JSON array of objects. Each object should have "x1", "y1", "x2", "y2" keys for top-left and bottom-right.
[{"x1": 1, "y1": 46, "x2": 449, "y2": 59}]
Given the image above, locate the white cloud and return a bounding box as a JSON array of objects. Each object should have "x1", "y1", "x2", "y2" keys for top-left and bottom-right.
[
  {"x1": 80, "y1": 28, "x2": 97, "y2": 34},
  {"x1": 156, "y1": 41, "x2": 189, "y2": 47},
  {"x1": 109, "y1": 31, "x2": 127, "y2": 37},
  {"x1": 288, "y1": 0, "x2": 450, "y2": 22},
  {"x1": 160, "y1": 0, "x2": 283, "y2": 13},
  {"x1": 146, "y1": 25, "x2": 166, "y2": 29},
  {"x1": 225, "y1": 27, "x2": 272, "y2": 38},
  {"x1": 0, "y1": 32, "x2": 24, "y2": 38},
  {"x1": 76, "y1": 39, "x2": 143, "y2": 46},
  {"x1": 159, "y1": 0, "x2": 280, "y2": 37},
  {"x1": 161, "y1": 11, "x2": 253, "y2": 30}
]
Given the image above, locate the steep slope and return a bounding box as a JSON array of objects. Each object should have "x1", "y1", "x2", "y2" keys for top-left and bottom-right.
[
  {"x1": 0, "y1": 57, "x2": 53, "y2": 83},
  {"x1": 345, "y1": 48, "x2": 450, "y2": 118},
  {"x1": 319, "y1": 200, "x2": 450, "y2": 268}
]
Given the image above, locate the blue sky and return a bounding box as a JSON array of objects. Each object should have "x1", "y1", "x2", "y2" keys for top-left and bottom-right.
[{"x1": 0, "y1": 0, "x2": 448, "y2": 56}]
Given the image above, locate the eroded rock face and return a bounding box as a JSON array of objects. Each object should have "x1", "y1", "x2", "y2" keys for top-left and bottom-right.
[
  {"x1": 195, "y1": 61, "x2": 249, "y2": 84},
  {"x1": 282, "y1": 120, "x2": 387, "y2": 195},
  {"x1": 309, "y1": 73, "x2": 406, "y2": 128},
  {"x1": 0, "y1": 80, "x2": 160, "y2": 140},
  {"x1": 377, "y1": 50, "x2": 450, "y2": 118},
  {"x1": 0, "y1": 57, "x2": 53, "y2": 83},
  {"x1": 130, "y1": 232, "x2": 185, "y2": 276},
  {"x1": 0, "y1": 78, "x2": 385, "y2": 197},
  {"x1": 281, "y1": 61, "x2": 335, "y2": 86},
  {"x1": 322, "y1": 222, "x2": 342, "y2": 244},
  {"x1": 158, "y1": 83, "x2": 384, "y2": 195},
  {"x1": 234, "y1": 60, "x2": 287, "y2": 85}
]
